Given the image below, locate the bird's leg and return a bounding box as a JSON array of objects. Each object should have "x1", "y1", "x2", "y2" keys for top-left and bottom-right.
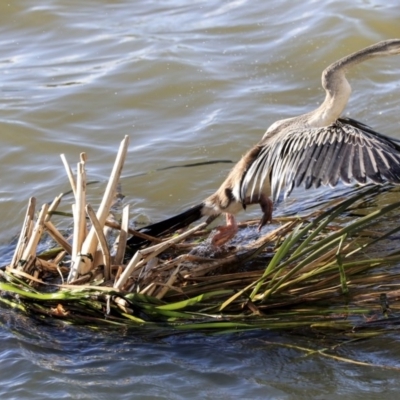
[
  {"x1": 211, "y1": 195, "x2": 273, "y2": 246},
  {"x1": 245, "y1": 194, "x2": 273, "y2": 231},
  {"x1": 258, "y1": 194, "x2": 274, "y2": 230},
  {"x1": 211, "y1": 213, "x2": 238, "y2": 246}
]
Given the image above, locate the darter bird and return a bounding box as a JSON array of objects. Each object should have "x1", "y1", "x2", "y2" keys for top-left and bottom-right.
[{"x1": 127, "y1": 39, "x2": 400, "y2": 250}]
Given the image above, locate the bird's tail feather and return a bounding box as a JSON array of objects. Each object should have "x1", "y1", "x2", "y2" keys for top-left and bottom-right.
[{"x1": 126, "y1": 203, "x2": 204, "y2": 251}]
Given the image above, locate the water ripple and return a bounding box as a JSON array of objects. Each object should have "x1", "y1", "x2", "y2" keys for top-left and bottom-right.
[{"x1": 1, "y1": 0, "x2": 400, "y2": 398}]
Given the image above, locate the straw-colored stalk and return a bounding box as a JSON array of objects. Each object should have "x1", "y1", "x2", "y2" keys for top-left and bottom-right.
[
  {"x1": 42, "y1": 193, "x2": 72, "y2": 254},
  {"x1": 18, "y1": 203, "x2": 49, "y2": 272},
  {"x1": 60, "y1": 153, "x2": 77, "y2": 197},
  {"x1": 113, "y1": 204, "x2": 130, "y2": 266},
  {"x1": 44, "y1": 221, "x2": 72, "y2": 255},
  {"x1": 71, "y1": 160, "x2": 87, "y2": 259},
  {"x1": 45, "y1": 193, "x2": 63, "y2": 224},
  {"x1": 114, "y1": 221, "x2": 208, "y2": 290},
  {"x1": 85, "y1": 204, "x2": 111, "y2": 281},
  {"x1": 10, "y1": 197, "x2": 36, "y2": 269},
  {"x1": 155, "y1": 266, "x2": 181, "y2": 299},
  {"x1": 67, "y1": 136, "x2": 129, "y2": 282}
]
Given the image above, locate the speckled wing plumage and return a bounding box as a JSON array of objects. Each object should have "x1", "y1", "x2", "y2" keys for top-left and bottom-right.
[{"x1": 240, "y1": 117, "x2": 400, "y2": 203}]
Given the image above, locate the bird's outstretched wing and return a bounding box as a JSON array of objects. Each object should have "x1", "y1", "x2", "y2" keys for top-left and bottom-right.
[{"x1": 240, "y1": 117, "x2": 400, "y2": 203}]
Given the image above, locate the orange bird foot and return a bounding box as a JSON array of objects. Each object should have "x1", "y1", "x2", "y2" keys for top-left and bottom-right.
[{"x1": 211, "y1": 213, "x2": 238, "y2": 246}]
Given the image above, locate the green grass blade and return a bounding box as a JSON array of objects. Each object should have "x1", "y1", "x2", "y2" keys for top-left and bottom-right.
[{"x1": 156, "y1": 290, "x2": 234, "y2": 311}]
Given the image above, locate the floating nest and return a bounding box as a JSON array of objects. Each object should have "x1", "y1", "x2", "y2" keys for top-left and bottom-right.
[{"x1": 2, "y1": 136, "x2": 400, "y2": 338}]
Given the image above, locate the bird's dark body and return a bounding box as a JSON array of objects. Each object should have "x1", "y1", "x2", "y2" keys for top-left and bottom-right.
[{"x1": 126, "y1": 203, "x2": 204, "y2": 251}]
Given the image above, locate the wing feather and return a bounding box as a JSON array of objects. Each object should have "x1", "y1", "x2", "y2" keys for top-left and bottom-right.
[{"x1": 239, "y1": 118, "x2": 400, "y2": 203}]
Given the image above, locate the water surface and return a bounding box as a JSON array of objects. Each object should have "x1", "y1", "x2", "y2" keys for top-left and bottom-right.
[{"x1": 1, "y1": 1, "x2": 400, "y2": 398}]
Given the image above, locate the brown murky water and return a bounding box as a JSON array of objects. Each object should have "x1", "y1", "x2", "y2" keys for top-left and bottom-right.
[{"x1": 1, "y1": 1, "x2": 400, "y2": 399}]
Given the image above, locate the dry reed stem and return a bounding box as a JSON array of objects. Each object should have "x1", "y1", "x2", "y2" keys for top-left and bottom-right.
[
  {"x1": 25, "y1": 203, "x2": 36, "y2": 244},
  {"x1": 113, "y1": 204, "x2": 129, "y2": 265},
  {"x1": 104, "y1": 219, "x2": 163, "y2": 243},
  {"x1": 114, "y1": 297, "x2": 134, "y2": 314},
  {"x1": 53, "y1": 250, "x2": 67, "y2": 265},
  {"x1": 67, "y1": 136, "x2": 129, "y2": 282},
  {"x1": 72, "y1": 161, "x2": 87, "y2": 260},
  {"x1": 35, "y1": 258, "x2": 69, "y2": 274},
  {"x1": 148, "y1": 254, "x2": 215, "y2": 274},
  {"x1": 136, "y1": 257, "x2": 158, "y2": 284},
  {"x1": 78, "y1": 158, "x2": 88, "y2": 238},
  {"x1": 113, "y1": 251, "x2": 141, "y2": 289},
  {"x1": 10, "y1": 197, "x2": 36, "y2": 269},
  {"x1": 126, "y1": 225, "x2": 163, "y2": 243},
  {"x1": 114, "y1": 221, "x2": 208, "y2": 290},
  {"x1": 181, "y1": 253, "x2": 246, "y2": 278},
  {"x1": 141, "y1": 221, "x2": 208, "y2": 256},
  {"x1": 42, "y1": 193, "x2": 71, "y2": 252},
  {"x1": 19, "y1": 203, "x2": 49, "y2": 272},
  {"x1": 139, "y1": 282, "x2": 156, "y2": 295},
  {"x1": 86, "y1": 204, "x2": 111, "y2": 281},
  {"x1": 114, "y1": 265, "x2": 123, "y2": 283},
  {"x1": 71, "y1": 204, "x2": 77, "y2": 257},
  {"x1": 44, "y1": 221, "x2": 72, "y2": 254},
  {"x1": 155, "y1": 266, "x2": 181, "y2": 299},
  {"x1": 354, "y1": 287, "x2": 400, "y2": 303},
  {"x1": 60, "y1": 154, "x2": 77, "y2": 197},
  {"x1": 44, "y1": 194, "x2": 63, "y2": 224},
  {"x1": 29, "y1": 270, "x2": 40, "y2": 286},
  {"x1": 4, "y1": 268, "x2": 115, "y2": 291},
  {"x1": 248, "y1": 221, "x2": 299, "y2": 250},
  {"x1": 5, "y1": 267, "x2": 45, "y2": 285}
]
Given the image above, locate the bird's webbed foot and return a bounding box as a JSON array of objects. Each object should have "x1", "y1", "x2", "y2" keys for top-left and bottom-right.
[{"x1": 211, "y1": 213, "x2": 238, "y2": 246}]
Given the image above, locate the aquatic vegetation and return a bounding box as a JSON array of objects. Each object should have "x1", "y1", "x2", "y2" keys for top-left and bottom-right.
[{"x1": 1, "y1": 136, "x2": 400, "y2": 341}]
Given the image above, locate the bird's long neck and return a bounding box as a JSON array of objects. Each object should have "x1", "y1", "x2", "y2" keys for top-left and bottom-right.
[{"x1": 308, "y1": 39, "x2": 400, "y2": 127}]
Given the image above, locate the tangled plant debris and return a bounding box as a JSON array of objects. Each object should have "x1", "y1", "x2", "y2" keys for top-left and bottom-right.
[{"x1": 2, "y1": 136, "x2": 400, "y2": 341}]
